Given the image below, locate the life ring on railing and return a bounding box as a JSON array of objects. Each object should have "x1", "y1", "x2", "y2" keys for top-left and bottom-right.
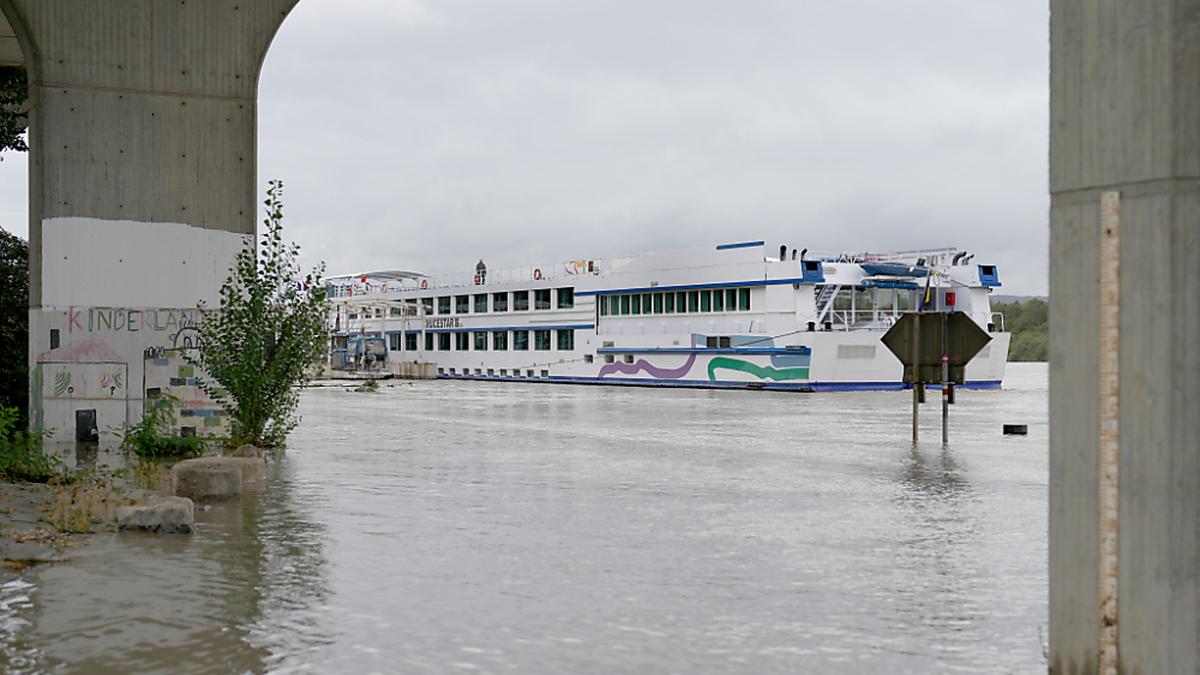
[
  {"x1": 419, "y1": 278, "x2": 429, "y2": 289},
  {"x1": 533, "y1": 268, "x2": 543, "y2": 281}
]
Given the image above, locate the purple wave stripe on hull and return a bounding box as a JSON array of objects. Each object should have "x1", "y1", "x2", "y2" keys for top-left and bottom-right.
[{"x1": 597, "y1": 352, "x2": 697, "y2": 380}]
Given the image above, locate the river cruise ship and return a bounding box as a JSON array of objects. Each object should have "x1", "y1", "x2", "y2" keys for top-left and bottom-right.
[{"x1": 327, "y1": 241, "x2": 1010, "y2": 391}]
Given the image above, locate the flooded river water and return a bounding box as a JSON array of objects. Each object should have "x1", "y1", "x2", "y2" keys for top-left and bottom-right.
[{"x1": 1, "y1": 363, "x2": 1047, "y2": 674}]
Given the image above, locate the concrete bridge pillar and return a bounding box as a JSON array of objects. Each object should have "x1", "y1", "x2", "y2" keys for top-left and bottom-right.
[
  {"x1": 0, "y1": 0, "x2": 298, "y2": 438},
  {"x1": 1049, "y1": 1, "x2": 1200, "y2": 673}
]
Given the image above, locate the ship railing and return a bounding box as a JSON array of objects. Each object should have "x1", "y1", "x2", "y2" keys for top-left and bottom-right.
[
  {"x1": 989, "y1": 312, "x2": 1006, "y2": 332},
  {"x1": 326, "y1": 258, "x2": 611, "y2": 297},
  {"x1": 811, "y1": 247, "x2": 959, "y2": 264}
]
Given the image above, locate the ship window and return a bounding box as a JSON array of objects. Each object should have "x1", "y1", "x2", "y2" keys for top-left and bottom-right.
[
  {"x1": 487, "y1": 368, "x2": 494, "y2": 376},
  {"x1": 557, "y1": 329, "x2": 575, "y2": 351},
  {"x1": 446, "y1": 368, "x2": 452, "y2": 375},
  {"x1": 705, "y1": 336, "x2": 717, "y2": 348},
  {"x1": 584, "y1": 354, "x2": 594, "y2": 364},
  {"x1": 557, "y1": 287, "x2": 574, "y2": 309},
  {"x1": 653, "y1": 293, "x2": 663, "y2": 314},
  {"x1": 425, "y1": 332, "x2": 434, "y2": 351},
  {"x1": 406, "y1": 333, "x2": 418, "y2": 351},
  {"x1": 535, "y1": 289, "x2": 552, "y2": 310},
  {"x1": 540, "y1": 370, "x2": 549, "y2": 378},
  {"x1": 642, "y1": 294, "x2": 652, "y2": 314},
  {"x1": 678, "y1": 292, "x2": 688, "y2": 313},
  {"x1": 456, "y1": 295, "x2": 470, "y2": 314},
  {"x1": 390, "y1": 306, "x2": 403, "y2": 317},
  {"x1": 534, "y1": 330, "x2": 551, "y2": 350},
  {"x1": 700, "y1": 290, "x2": 712, "y2": 312},
  {"x1": 513, "y1": 290, "x2": 530, "y2": 311},
  {"x1": 437, "y1": 296, "x2": 451, "y2": 315},
  {"x1": 421, "y1": 297, "x2": 434, "y2": 315},
  {"x1": 438, "y1": 333, "x2": 451, "y2": 350},
  {"x1": 527, "y1": 369, "x2": 535, "y2": 377},
  {"x1": 474, "y1": 294, "x2": 488, "y2": 313},
  {"x1": 474, "y1": 331, "x2": 488, "y2": 351},
  {"x1": 475, "y1": 369, "x2": 482, "y2": 376},
  {"x1": 738, "y1": 288, "x2": 751, "y2": 311},
  {"x1": 712, "y1": 289, "x2": 725, "y2": 312},
  {"x1": 631, "y1": 294, "x2": 642, "y2": 315},
  {"x1": 624, "y1": 354, "x2": 634, "y2": 364},
  {"x1": 492, "y1": 292, "x2": 508, "y2": 312},
  {"x1": 389, "y1": 334, "x2": 401, "y2": 350},
  {"x1": 664, "y1": 292, "x2": 676, "y2": 313},
  {"x1": 599, "y1": 297, "x2": 608, "y2": 316},
  {"x1": 609, "y1": 296, "x2": 619, "y2": 315},
  {"x1": 620, "y1": 295, "x2": 631, "y2": 315},
  {"x1": 604, "y1": 354, "x2": 614, "y2": 364},
  {"x1": 455, "y1": 333, "x2": 469, "y2": 350},
  {"x1": 687, "y1": 291, "x2": 699, "y2": 313},
  {"x1": 500, "y1": 369, "x2": 507, "y2": 376},
  {"x1": 493, "y1": 331, "x2": 508, "y2": 350},
  {"x1": 719, "y1": 336, "x2": 731, "y2": 348},
  {"x1": 514, "y1": 330, "x2": 530, "y2": 351}
]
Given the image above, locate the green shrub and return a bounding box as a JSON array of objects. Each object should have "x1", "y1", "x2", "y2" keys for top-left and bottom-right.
[
  {"x1": 191, "y1": 181, "x2": 328, "y2": 448},
  {"x1": 120, "y1": 399, "x2": 204, "y2": 459},
  {"x1": 0, "y1": 406, "x2": 63, "y2": 482}
]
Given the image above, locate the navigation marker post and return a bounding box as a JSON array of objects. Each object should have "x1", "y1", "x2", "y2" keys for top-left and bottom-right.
[
  {"x1": 882, "y1": 312, "x2": 992, "y2": 445},
  {"x1": 941, "y1": 312, "x2": 949, "y2": 444},
  {"x1": 911, "y1": 311, "x2": 920, "y2": 442}
]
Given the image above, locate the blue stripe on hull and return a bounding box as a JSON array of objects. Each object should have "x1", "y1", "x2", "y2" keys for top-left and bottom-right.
[{"x1": 436, "y1": 374, "x2": 1004, "y2": 392}]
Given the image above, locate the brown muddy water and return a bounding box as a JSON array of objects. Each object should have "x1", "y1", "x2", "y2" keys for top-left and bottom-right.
[{"x1": 0, "y1": 363, "x2": 1048, "y2": 674}]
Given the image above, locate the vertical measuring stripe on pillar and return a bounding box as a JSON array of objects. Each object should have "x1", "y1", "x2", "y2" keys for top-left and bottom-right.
[
  {"x1": 911, "y1": 314, "x2": 920, "y2": 443},
  {"x1": 1098, "y1": 190, "x2": 1120, "y2": 675}
]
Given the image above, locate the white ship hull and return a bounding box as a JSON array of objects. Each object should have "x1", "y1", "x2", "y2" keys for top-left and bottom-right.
[{"x1": 329, "y1": 241, "x2": 1011, "y2": 392}]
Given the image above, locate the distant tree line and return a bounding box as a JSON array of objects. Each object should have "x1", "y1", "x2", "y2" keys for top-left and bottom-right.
[{"x1": 994, "y1": 298, "x2": 1048, "y2": 362}]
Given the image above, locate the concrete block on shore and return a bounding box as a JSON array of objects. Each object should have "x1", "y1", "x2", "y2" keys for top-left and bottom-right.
[
  {"x1": 231, "y1": 444, "x2": 263, "y2": 458},
  {"x1": 171, "y1": 460, "x2": 240, "y2": 500},
  {"x1": 223, "y1": 456, "x2": 268, "y2": 482},
  {"x1": 170, "y1": 456, "x2": 267, "y2": 500},
  {"x1": 117, "y1": 496, "x2": 195, "y2": 534}
]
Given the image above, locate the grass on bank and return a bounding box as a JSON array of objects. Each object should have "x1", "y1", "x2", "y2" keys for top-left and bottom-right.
[
  {"x1": 0, "y1": 406, "x2": 64, "y2": 483},
  {"x1": 119, "y1": 398, "x2": 205, "y2": 459}
]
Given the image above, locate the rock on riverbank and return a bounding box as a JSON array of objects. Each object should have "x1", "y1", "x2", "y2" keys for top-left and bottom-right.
[{"x1": 116, "y1": 496, "x2": 195, "y2": 534}]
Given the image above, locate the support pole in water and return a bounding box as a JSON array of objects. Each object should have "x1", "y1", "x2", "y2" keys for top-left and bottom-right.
[
  {"x1": 1098, "y1": 190, "x2": 1121, "y2": 675},
  {"x1": 941, "y1": 311, "x2": 949, "y2": 444},
  {"x1": 911, "y1": 313, "x2": 920, "y2": 443}
]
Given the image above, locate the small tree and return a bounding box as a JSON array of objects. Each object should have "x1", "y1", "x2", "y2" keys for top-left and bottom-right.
[
  {"x1": 0, "y1": 229, "x2": 28, "y2": 423},
  {"x1": 0, "y1": 66, "x2": 29, "y2": 158},
  {"x1": 193, "y1": 181, "x2": 328, "y2": 447}
]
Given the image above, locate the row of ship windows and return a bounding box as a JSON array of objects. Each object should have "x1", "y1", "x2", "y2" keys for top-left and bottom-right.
[
  {"x1": 348, "y1": 288, "x2": 576, "y2": 320},
  {"x1": 600, "y1": 288, "x2": 751, "y2": 317},
  {"x1": 441, "y1": 367, "x2": 553, "y2": 378},
  {"x1": 430, "y1": 288, "x2": 574, "y2": 315},
  {"x1": 389, "y1": 329, "x2": 576, "y2": 352}
]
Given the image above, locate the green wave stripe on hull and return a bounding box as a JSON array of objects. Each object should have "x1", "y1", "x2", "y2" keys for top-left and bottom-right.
[{"x1": 707, "y1": 357, "x2": 809, "y2": 382}]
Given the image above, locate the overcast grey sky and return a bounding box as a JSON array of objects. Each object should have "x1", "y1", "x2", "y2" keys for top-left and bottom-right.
[{"x1": 1, "y1": 0, "x2": 1049, "y2": 294}]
